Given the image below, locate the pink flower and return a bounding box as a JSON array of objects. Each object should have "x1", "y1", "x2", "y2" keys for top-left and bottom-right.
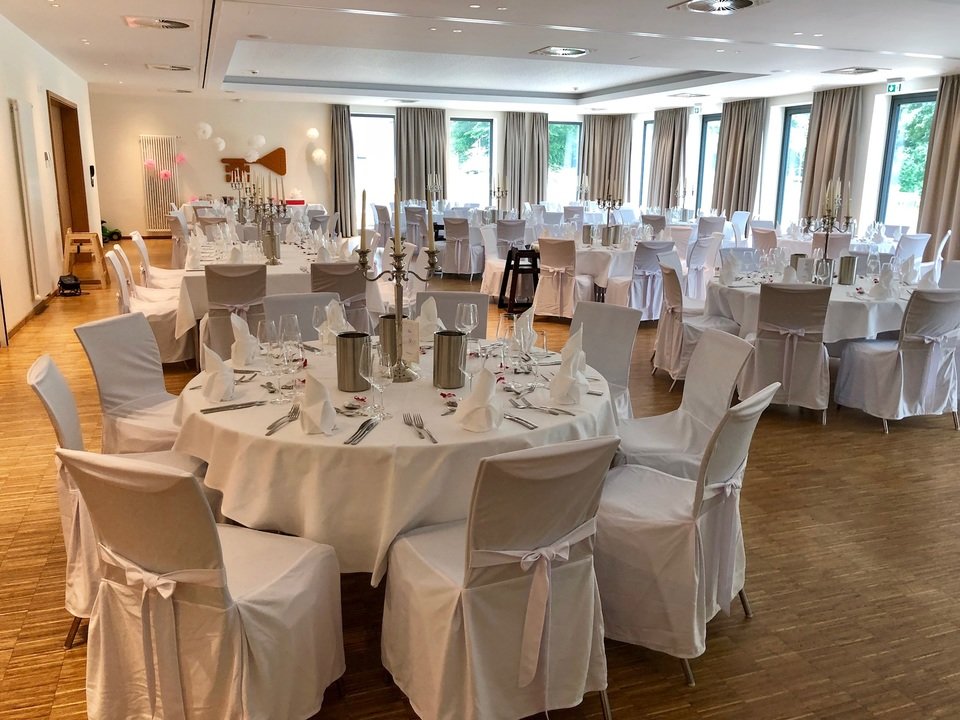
[
  {"x1": 159, "y1": 169, "x2": 172, "y2": 180},
  {"x1": 174, "y1": 152, "x2": 187, "y2": 165},
  {"x1": 144, "y1": 159, "x2": 156, "y2": 171}
]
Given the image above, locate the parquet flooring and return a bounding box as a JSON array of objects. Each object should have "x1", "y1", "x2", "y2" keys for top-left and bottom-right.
[{"x1": 2, "y1": 240, "x2": 960, "y2": 718}]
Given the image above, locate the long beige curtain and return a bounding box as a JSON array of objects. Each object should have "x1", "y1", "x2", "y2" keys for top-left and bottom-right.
[
  {"x1": 502, "y1": 112, "x2": 548, "y2": 211},
  {"x1": 917, "y1": 74, "x2": 960, "y2": 261},
  {"x1": 647, "y1": 108, "x2": 688, "y2": 209},
  {"x1": 395, "y1": 107, "x2": 446, "y2": 201},
  {"x1": 712, "y1": 98, "x2": 768, "y2": 218},
  {"x1": 330, "y1": 105, "x2": 355, "y2": 237},
  {"x1": 799, "y1": 86, "x2": 862, "y2": 218},
  {"x1": 580, "y1": 114, "x2": 633, "y2": 201}
]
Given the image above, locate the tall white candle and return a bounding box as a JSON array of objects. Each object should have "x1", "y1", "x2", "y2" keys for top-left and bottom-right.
[
  {"x1": 394, "y1": 179, "x2": 402, "y2": 254},
  {"x1": 360, "y1": 190, "x2": 367, "y2": 252}
]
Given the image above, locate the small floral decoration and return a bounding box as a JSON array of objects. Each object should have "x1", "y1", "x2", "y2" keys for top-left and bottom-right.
[
  {"x1": 353, "y1": 395, "x2": 367, "y2": 404},
  {"x1": 439, "y1": 392, "x2": 457, "y2": 399}
]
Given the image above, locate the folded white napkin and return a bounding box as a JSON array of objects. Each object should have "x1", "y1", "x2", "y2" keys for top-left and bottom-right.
[
  {"x1": 316, "y1": 244, "x2": 333, "y2": 263},
  {"x1": 550, "y1": 327, "x2": 588, "y2": 405},
  {"x1": 228, "y1": 245, "x2": 243, "y2": 263},
  {"x1": 202, "y1": 346, "x2": 235, "y2": 402},
  {"x1": 720, "y1": 254, "x2": 739, "y2": 286},
  {"x1": 299, "y1": 372, "x2": 337, "y2": 435},
  {"x1": 901, "y1": 255, "x2": 919, "y2": 285},
  {"x1": 453, "y1": 368, "x2": 503, "y2": 432},
  {"x1": 781, "y1": 265, "x2": 799, "y2": 284},
  {"x1": 919, "y1": 267, "x2": 939, "y2": 290},
  {"x1": 869, "y1": 264, "x2": 899, "y2": 300},
  {"x1": 418, "y1": 297, "x2": 445, "y2": 341},
  {"x1": 185, "y1": 243, "x2": 202, "y2": 270},
  {"x1": 515, "y1": 306, "x2": 535, "y2": 352},
  {"x1": 319, "y1": 299, "x2": 354, "y2": 345},
  {"x1": 230, "y1": 313, "x2": 258, "y2": 366}
]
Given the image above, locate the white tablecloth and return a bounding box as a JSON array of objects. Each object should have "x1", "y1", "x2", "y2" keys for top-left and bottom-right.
[
  {"x1": 175, "y1": 242, "x2": 368, "y2": 338},
  {"x1": 705, "y1": 280, "x2": 909, "y2": 343},
  {"x1": 775, "y1": 237, "x2": 897, "y2": 257},
  {"x1": 575, "y1": 246, "x2": 636, "y2": 288},
  {"x1": 173, "y1": 351, "x2": 618, "y2": 583}
]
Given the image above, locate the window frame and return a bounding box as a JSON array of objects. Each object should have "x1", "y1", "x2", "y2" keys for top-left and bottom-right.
[
  {"x1": 547, "y1": 120, "x2": 583, "y2": 204},
  {"x1": 775, "y1": 104, "x2": 812, "y2": 226},
  {"x1": 448, "y1": 117, "x2": 494, "y2": 205},
  {"x1": 695, "y1": 113, "x2": 722, "y2": 213},
  {"x1": 875, "y1": 91, "x2": 938, "y2": 224},
  {"x1": 638, "y1": 119, "x2": 654, "y2": 207}
]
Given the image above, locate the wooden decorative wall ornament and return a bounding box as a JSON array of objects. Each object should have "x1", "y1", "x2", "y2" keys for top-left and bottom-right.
[{"x1": 221, "y1": 147, "x2": 287, "y2": 181}]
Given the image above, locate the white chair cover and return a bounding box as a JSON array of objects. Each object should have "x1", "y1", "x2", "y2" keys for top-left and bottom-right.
[
  {"x1": 263, "y1": 292, "x2": 340, "y2": 342},
  {"x1": 497, "y1": 219, "x2": 527, "y2": 249},
  {"x1": 203, "y1": 264, "x2": 267, "y2": 360},
  {"x1": 739, "y1": 284, "x2": 832, "y2": 412},
  {"x1": 811, "y1": 231, "x2": 852, "y2": 259},
  {"x1": 641, "y1": 214, "x2": 667, "y2": 236},
  {"x1": 131, "y1": 231, "x2": 184, "y2": 289},
  {"x1": 479, "y1": 226, "x2": 507, "y2": 299},
  {"x1": 74, "y1": 313, "x2": 180, "y2": 454},
  {"x1": 113, "y1": 245, "x2": 179, "y2": 303},
  {"x1": 618, "y1": 329, "x2": 753, "y2": 476},
  {"x1": 405, "y1": 206, "x2": 428, "y2": 249},
  {"x1": 168, "y1": 210, "x2": 190, "y2": 268},
  {"x1": 730, "y1": 211, "x2": 751, "y2": 246},
  {"x1": 895, "y1": 233, "x2": 932, "y2": 263},
  {"x1": 563, "y1": 205, "x2": 585, "y2": 229},
  {"x1": 103, "y1": 252, "x2": 193, "y2": 365},
  {"x1": 595, "y1": 383, "x2": 779, "y2": 660},
  {"x1": 685, "y1": 232, "x2": 724, "y2": 301},
  {"x1": 311, "y1": 263, "x2": 372, "y2": 333},
  {"x1": 654, "y1": 265, "x2": 740, "y2": 382},
  {"x1": 920, "y1": 230, "x2": 953, "y2": 281},
  {"x1": 940, "y1": 260, "x2": 960, "y2": 289},
  {"x1": 720, "y1": 248, "x2": 760, "y2": 273},
  {"x1": 752, "y1": 228, "x2": 778, "y2": 253},
  {"x1": 836, "y1": 289, "x2": 960, "y2": 422},
  {"x1": 532, "y1": 238, "x2": 593, "y2": 318},
  {"x1": 442, "y1": 217, "x2": 484, "y2": 276},
  {"x1": 543, "y1": 211, "x2": 563, "y2": 226},
  {"x1": 56, "y1": 449, "x2": 344, "y2": 720},
  {"x1": 605, "y1": 241, "x2": 674, "y2": 319},
  {"x1": 751, "y1": 219, "x2": 776, "y2": 232},
  {"x1": 382, "y1": 437, "x2": 619, "y2": 720},
  {"x1": 415, "y1": 291, "x2": 489, "y2": 339},
  {"x1": 570, "y1": 302, "x2": 642, "y2": 420}
]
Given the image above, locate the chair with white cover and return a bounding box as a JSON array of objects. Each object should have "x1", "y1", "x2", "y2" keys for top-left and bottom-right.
[
  {"x1": 738, "y1": 284, "x2": 832, "y2": 424},
  {"x1": 532, "y1": 238, "x2": 593, "y2": 318},
  {"x1": 405, "y1": 206, "x2": 428, "y2": 249},
  {"x1": 263, "y1": 292, "x2": 341, "y2": 342},
  {"x1": 619, "y1": 329, "x2": 753, "y2": 475},
  {"x1": 750, "y1": 219, "x2": 776, "y2": 232},
  {"x1": 374, "y1": 205, "x2": 393, "y2": 247},
  {"x1": 442, "y1": 217, "x2": 483, "y2": 278},
  {"x1": 811, "y1": 231, "x2": 852, "y2": 259},
  {"x1": 168, "y1": 210, "x2": 190, "y2": 268},
  {"x1": 111, "y1": 245, "x2": 180, "y2": 304},
  {"x1": 415, "y1": 291, "x2": 489, "y2": 339},
  {"x1": 751, "y1": 228, "x2": 778, "y2": 253},
  {"x1": 605, "y1": 241, "x2": 674, "y2": 320},
  {"x1": 594, "y1": 382, "x2": 780, "y2": 687},
  {"x1": 56, "y1": 449, "x2": 345, "y2": 720},
  {"x1": 571, "y1": 301, "x2": 643, "y2": 420},
  {"x1": 920, "y1": 230, "x2": 952, "y2": 281},
  {"x1": 720, "y1": 248, "x2": 760, "y2": 273},
  {"x1": 102, "y1": 251, "x2": 193, "y2": 364},
  {"x1": 382, "y1": 437, "x2": 620, "y2": 720},
  {"x1": 479, "y1": 226, "x2": 506, "y2": 299},
  {"x1": 497, "y1": 219, "x2": 527, "y2": 249},
  {"x1": 654, "y1": 264, "x2": 740, "y2": 388},
  {"x1": 657, "y1": 250, "x2": 704, "y2": 314},
  {"x1": 835, "y1": 288, "x2": 960, "y2": 432},
  {"x1": 641, "y1": 214, "x2": 667, "y2": 236},
  {"x1": 730, "y1": 211, "x2": 751, "y2": 247},
  {"x1": 130, "y1": 232, "x2": 184, "y2": 290},
  {"x1": 895, "y1": 233, "x2": 932, "y2": 263},
  {"x1": 326, "y1": 210, "x2": 341, "y2": 240},
  {"x1": 884, "y1": 224, "x2": 910, "y2": 239},
  {"x1": 543, "y1": 210, "x2": 563, "y2": 226},
  {"x1": 311, "y1": 263, "x2": 372, "y2": 333},
  {"x1": 563, "y1": 205, "x2": 585, "y2": 228},
  {"x1": 74, "y1": 313, "x2": 181, "y2": 454},
  {"x1": 28, "y1": 355, "x2": 210, "y2": 649},
  {"x1": 308, "y1": 209, "x2": 330, "y2": 234},
  {"x1": 620, "y1": 206, "x2": 638, "y2": 225},
  {"x1": 685, "y1": 231, "x2": 724, "y2": 301},
  {"x1": 694, "y1": 216, "x2": 725, "y2": 244},
  {"x1": 203, "y1": 264, "x2": 267, "y2": 360},
  {"x1": 940, "y1": 260, "x2": 960, "y2": 289}
]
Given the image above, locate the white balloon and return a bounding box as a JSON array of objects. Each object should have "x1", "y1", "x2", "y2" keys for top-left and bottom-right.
[
  {"x1": 306, "y1": 127, "x2": 320, "y2": 141},
  {"x1": 213, "y1": 137, "x2": 226, "y2": 152},
  {"x1": 311, "y1": 147, "x2": 327, "y2": 167},
  {"x1": 245, "y1": 150, "x2": 260, "y2": 163},
  {"x1": 195, "y1": 122, "x2": 213, "y2": 140},
  {"x1": 248, "y1": 134, "x2": 266, "y2": 149}
]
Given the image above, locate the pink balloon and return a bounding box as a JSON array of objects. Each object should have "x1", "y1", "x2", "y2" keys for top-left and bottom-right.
[
  {"x1": 174, "y1": 152, "x2": 187, "y2": 165},
  {"x1": 159, "y1": 169, "x2": 172, "y2": 180},
  {"x1": 144, "y1": 159, "x2": 156, "y2": 170}
]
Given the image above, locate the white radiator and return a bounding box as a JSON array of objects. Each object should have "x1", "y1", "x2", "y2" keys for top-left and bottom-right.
[{"x1": 139, "y1": 134, "x2": 181, "y2": 232}]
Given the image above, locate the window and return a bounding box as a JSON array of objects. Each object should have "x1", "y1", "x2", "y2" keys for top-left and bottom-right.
[
  {"x1": 775, "y1": 105, "x2": 811, "y2": 226},
  {"x1": 695, "y1": 114, "x2": 721, "y2": 214},
  {"x1": 447, "y1": 118, "x2": 492, "y2": 205},
  {"x1": 877, "y1": 92, "x2": 937, "y2": 229},
  {"x1": 638, "y1": 120, "x2": 654, "y2": 207},
  {"x1": 351, "y1": 114, "x2": 395, "y2": 220},
  {"x1": 547, "y1": 121, "x2": 581, "y2": 205}
]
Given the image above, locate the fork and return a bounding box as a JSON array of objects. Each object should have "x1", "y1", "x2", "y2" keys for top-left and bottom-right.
[
  {"x1": 516, "y1": 396, "x2": 576, "y2": 416},
  {"x1": 411, "y1": 414, "x2": 438, "y2": 444},
  {"x1": 402, "y1": 413, "x2": 426, "y2": 440},
  {"x1": 344, "y1": 419, "x2": 374, "y2": 444},
  {"x1": 265, "y1": 403, "x2": 300, "y2": 435},
  {"x1": 510, "y1": 397, "x2": 558, "y2": 415}
]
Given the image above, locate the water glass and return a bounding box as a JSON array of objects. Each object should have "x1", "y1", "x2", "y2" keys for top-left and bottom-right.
[
  {"x1": 256, "y1": 319, "x2": 278, "y2": 376},
  {"x1": 312, "y1": 304, "x2": 327, "y2": 354},
  {"x1": 455, "y1": 302, "x2": 479, "y2": 336},
  {"x1": 359, "y1": 340, "x2": 393, "y2": 419},
  {"x1": 460, "y1": 338, "x2": 484, "y2": 391}
]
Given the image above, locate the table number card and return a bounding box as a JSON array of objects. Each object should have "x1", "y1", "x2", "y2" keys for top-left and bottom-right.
[{"x1": 402, "y1": 319, "x2": 420, "y2": 364}]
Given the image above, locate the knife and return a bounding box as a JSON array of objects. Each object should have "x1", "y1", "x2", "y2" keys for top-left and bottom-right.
[
  {"x1": 349, "y1": 419, "x2": 380, "y2": 444},
  {"x1": 200, "y1": 400, "x2": 267, "y2": 414},
  {"x1": 503, "y1": 413, "x2": 538, "y2": 430}
]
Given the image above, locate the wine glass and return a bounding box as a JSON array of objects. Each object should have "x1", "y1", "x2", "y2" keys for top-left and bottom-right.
[
  {"x1": 311, "y1": 305, "x2": 327, "y2": 355},
  {"x1": 359, "y1": 340, "x2": 393, "y2": 419},
  {"x1": 280, "y1": 342, "x2": 304, "y2": 402},
  {"x1": 455, "y1": 303, "x2": 479, "y2": 336},
  {"x1": 866, "y1": 249, "x2": 881, "y2": 280},
  {"x1": 496, "y1": 313, "x2": 518, "y2": 369},
  {"x1": 460, "y1": 338, "x2": 484, "y2": 391},
  {"x1": 814, "y1": 259, "x2": 830, "y2": 286},
  {"x1": 257, "y1": 320, "x2": 277, "y2": 375}
]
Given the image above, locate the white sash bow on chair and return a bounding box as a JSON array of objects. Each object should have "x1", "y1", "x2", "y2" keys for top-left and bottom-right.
[
  {"x1": 908, "y1": 331, "x2": 960, "y2": 399},
  {"x1": 540, "y1": 265, "x2": 571, "y2": 314},
  {"x1": 700, "y1": 460, "x2": 747, "y2": 615},
  {"x1": 209, "y1": 301, "x2": 255, "y2": 321},
  {"x1": 98, "y1": 544, "x2": 227, "y2": 719},
  {"x1": 469, "y1": 517, "x2": 597, "y2": 689},
  {"x1": 758, "y1": 321, "x2": 812, "y2": 400}
]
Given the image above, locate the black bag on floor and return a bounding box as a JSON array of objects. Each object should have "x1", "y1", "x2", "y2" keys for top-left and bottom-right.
[{"x1": 58, "y1": 274, "x2": 82, "y2": 296}]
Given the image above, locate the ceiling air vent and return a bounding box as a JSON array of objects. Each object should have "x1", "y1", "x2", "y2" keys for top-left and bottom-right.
[
  {"x1": 823, "y1": 67, "x2": 879, "y2": 75},
  {"x1": 670, "y1": 0, "x2": 766, "y2": 15},
  {"x1": 146, "y1": 64, "x2": 193, "y2": 72},
  {"x1": 530, "y1": 46, "x2": 591, "y2": 58},
  {"x1": 124, "y1": 17, "x2": 191, "y2": 30}
]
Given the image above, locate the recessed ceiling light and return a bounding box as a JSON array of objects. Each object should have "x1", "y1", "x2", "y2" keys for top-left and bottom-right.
[
  {"x1": 670, "y1": 92, "x2": 708, "y2": 98},
  {"x1": 682, "y1": 0, "x2": 759, "y2": 16},
  {"x1": 250, "y1": 69, "x2": 259, "y2": 75},
  {"x1": 530, "y1": 46, "x2": 591, "y2": 58},
  {"x1": 452, "y1": 28, "x2": 462, "y2": 32},
  {"x1": 793, "y1": 32, "x2": 804, "y2": 36},
  {"x1": 429, "y1": 27, "x2": 437, "y2": 30},
  {"x1": 50, "y1": 2, "x2": 60, "y2": 6},
  {"x1": 246, "y1": 33, "x2": 270, "y2": 40},
  {"x1": 469, "y1": 3, "x2": 480, "y2": 7},
  {"x1": 118, "y1": 81, "x2": 124, "y2": 84},
  {"x1": 813, "y1": 33, "x2": 824, "y2": 37},
  {"x1": 81, "y1": 38, "x2": 90, "y2": 44},
  {"x1": 716, "y1": 49, "x2": 726, "y2": 53},
  {"x1": 123, "y1": 16, "x2": 191, "y2": 30},
  {"x1": 102, "y1": 62, "x2": 109, "y2": 66},
  {"x1": 497, "y1": 6, "x2": 508, "y2": 9},
  {"x1": 146, "y1": 64, "x2": 192, "y2": 71},
  {"x1": 823, "y1": 66, "x2": 878, "y2": 75},
  {"x1": 904, "y1": 52, "x2": 944, "y2": 59}
]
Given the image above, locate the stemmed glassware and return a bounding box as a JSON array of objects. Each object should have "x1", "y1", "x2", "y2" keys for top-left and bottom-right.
[
  {"x1": 311, "y1": 305, "x2": 327, "y2": 355},
  {"x1": 866, "y1": 248, "x2": 881, "y2": 280},
  {"x1": 257, "y1": 320, "x2": 278, "y2": 377},
  {"x1": 278, "y1": 314, "x2": 304, "y2": 401},
  {"x1": 814, "y1": 259, "x2": 831, "y2": 286},
  {"x1": 460, "y1": 338, "x2": 484, "y2": 391},
  {"x1": 455, "y1": 303, "x2": 479, "y2": 337},
  {"x1": 495, "y1": 313, "x2": 518, "y2": 370},
  {"x1": 359, "y1": 339, "x2": 393, "y2": 419}
]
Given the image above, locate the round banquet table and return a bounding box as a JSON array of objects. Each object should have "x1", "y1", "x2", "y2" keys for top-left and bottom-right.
[
  {"x1": 173, "y1": 348, "x2": 618, "y2": 584},
  {"x1": 704, "y1": 278, "x2": 910, "y2": 343}
]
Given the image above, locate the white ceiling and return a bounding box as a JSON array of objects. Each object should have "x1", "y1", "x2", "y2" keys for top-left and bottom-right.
[{"x1": 2, "y1": 0, "x2": 959, "y2": 112}]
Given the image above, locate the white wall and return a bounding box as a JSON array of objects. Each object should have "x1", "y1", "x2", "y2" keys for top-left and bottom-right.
[
  {"x1": 90, "y1": 93, "x2": 334, "y2": 234},
  {"x1": 0, "y1": 14, "x2": 100, "y2": 332}
]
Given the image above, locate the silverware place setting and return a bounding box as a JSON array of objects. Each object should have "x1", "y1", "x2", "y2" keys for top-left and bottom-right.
[
  {"x1": 411, "y1": 413, "x2": 438, "y2": 444},
  {"x1": 265, "y1": 403, "x2": 300, "y2": 435},
  {"x1": 402, "y1": 413, "x2": 426, "y2": 440},
  {"x1": 502, "y1": 413, "x2": 538, "y2": 430},
  {"x1": 344, "y1": 418, "x2": 379, "y2": 445},
  {"x1": 200, "y1": 400, "x2": 268, "y2": 414}
]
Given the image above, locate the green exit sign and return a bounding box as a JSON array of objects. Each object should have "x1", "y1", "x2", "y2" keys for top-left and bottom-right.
[{"x1": 887, "y1": 82, "x2": 902, "y2": 93}]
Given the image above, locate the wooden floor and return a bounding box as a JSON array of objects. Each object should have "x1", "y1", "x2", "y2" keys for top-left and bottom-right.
[{"x1": 2, "y1": 240, "x2": 960, "y2": 719}]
